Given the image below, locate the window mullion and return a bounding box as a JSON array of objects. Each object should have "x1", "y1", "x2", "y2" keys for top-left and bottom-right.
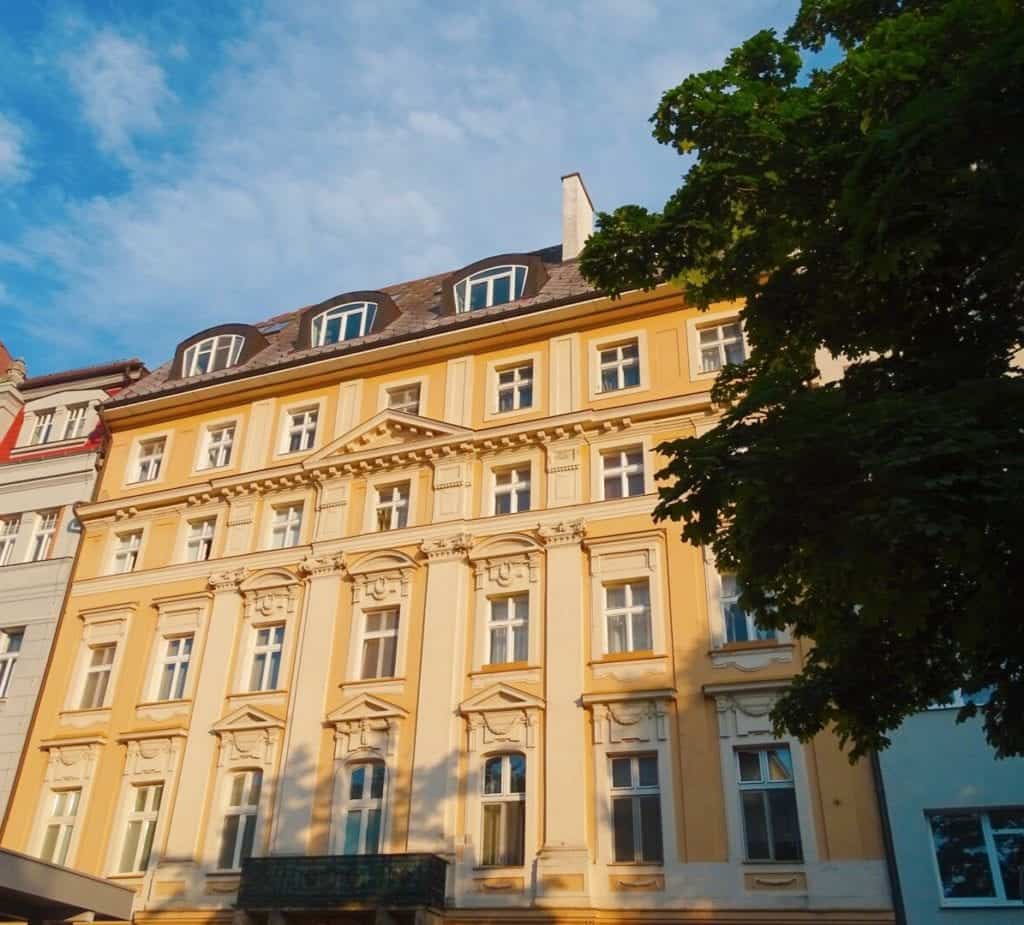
[{"x1": 978, "y1": 811, "x2": 1006, "y2": 901}]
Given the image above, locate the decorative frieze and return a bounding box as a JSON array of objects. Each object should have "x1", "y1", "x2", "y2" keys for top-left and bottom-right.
[
  {"x1": 586, "y1": 693, "x2": 672, "y2": 745},
  {"x1": 459, "y1": 683, "x2": 544, "y2": 752},
  {"x1": 40, "y1": 736, "x2": 105, "y2": 786},
  {"x1": 209, "y1": 568, "x2": 247, "y2": 593},
  {"x1": 119, "y1": 731, "x2": 187, "y2": 778},
  {"x1": 538, "y1": 518, "x2": 587, "y2": 547},
  {"x1": 212, "y1": 706, "x2": 284, "y2": 768},
  {"x1": 298, "y1": 552, "x2": 346, "y2": 579},
  {"x1": 420, "y1": 532, "x2": 474, "y2": 562}
]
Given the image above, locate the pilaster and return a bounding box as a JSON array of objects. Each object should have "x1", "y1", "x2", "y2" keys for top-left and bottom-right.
[{"x1": 223, "y1": 489, "x2": 259, "y2": 556}]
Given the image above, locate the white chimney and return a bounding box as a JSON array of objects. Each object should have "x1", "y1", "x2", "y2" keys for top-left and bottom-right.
[{"x1": 561, "y1": 172, "x2": 594, "y2": 261}]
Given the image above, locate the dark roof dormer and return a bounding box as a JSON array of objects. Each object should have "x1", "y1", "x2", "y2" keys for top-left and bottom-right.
[
  {"x1": 294, "y1": 291, "x2": 401, "y2": 351},
  {"x1": 169, "y1": 323, "x2": 268, "y2": 381},
  {"x1": 440, "y1": 253, "x2": 549, "y2": 317}
]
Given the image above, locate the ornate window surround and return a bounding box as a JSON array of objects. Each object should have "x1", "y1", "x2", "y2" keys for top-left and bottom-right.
[
  {"x1": 483, "y1": 350, "x2": 544, "y2": 423},
  {"x1": 61, "y1": 604, "x2": 136, "y2": 727},
  {"x1": 361, "y1": 467, "x2": 421, "y2": 535},
  {"x1": 458, "y1": 683, "x2": 544, "y2": 874},
  {"x1": 480, "y1": 447, "x2": 543, "y2": 518},
  {"x1": 587, "y1": 431, "x2": 655, "y2": 503},
  {"x1": 587, "y1": 329, "x2": 650, "y2": 402},
  {"x1": 137, "y1": 593, "x2": 212, "y2": 721},
  {"x1": 343, "y1": 551, "x2": 418, "y2": 696}
]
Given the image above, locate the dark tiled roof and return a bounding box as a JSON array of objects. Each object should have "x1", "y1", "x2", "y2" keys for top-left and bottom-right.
[
  {"x1": 109, "y1": 246, "x2": 599, "y2": 407},
  {"x1": 21, "y1": 359, "x2": 147, "y2": 391}
]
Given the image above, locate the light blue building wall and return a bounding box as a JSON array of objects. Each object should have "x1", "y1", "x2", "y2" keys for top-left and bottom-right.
[{"x1": 877, "y1": 707, "x2": 1024, "y2": 923}]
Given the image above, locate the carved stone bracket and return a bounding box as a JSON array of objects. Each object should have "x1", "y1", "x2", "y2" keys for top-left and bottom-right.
[
  {"x1": 298, "y1": 552, "x2": 347, "y2": 579},
  {"x1": 420, "y1": 532, "x2": 474, "y2": 562},
  {"x1": 209, "y1": 568, "x2": 247, "y2": 593},
  {"x1": 537, "y1": 518, "x2": 587, "y2": 547}
]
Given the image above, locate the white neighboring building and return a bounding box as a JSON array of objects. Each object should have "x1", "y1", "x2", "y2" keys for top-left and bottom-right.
[{"x1": 0, "y1": 342, "x2": 145, "y2": 816}]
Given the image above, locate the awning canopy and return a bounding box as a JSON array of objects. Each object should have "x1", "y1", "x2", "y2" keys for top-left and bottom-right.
[{"x1": 0, "y1": 848, "x2": 134, "y2": 922}]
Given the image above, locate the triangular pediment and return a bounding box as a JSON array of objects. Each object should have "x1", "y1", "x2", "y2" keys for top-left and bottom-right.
[
  {"x1": 327, "y1": 693, "x2": 408, "y2": 725},
  {"x1": 212, "y1": 704, "x2": 285, "y2": 734},
  {"x1": 459, "y1": 682, "x2": 545, "y2": 716},
  {"x1": 305, "y1": 410, "x2": 472, "y2": 465}
]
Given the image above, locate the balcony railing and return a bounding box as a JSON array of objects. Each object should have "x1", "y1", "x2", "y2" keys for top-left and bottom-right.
[{"x1": 237, "y1": 854, "x2": 447, "y2": 911}]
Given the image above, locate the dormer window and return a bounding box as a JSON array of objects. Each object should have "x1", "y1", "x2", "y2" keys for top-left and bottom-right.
[
  {"x1": 182, "y1": 335, "x2": 244, "y2": 376},
  {"x1": 454, "y1": 265, "x2": 528, "y2": 313},
  {"x1": 311, "y1": 302, "x2": 377, "y2": 346}
]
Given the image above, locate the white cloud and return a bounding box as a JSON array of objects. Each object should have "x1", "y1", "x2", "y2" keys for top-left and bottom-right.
[
  {"x1": 64, "y1": 30, "x2": 173, "y2": 157},
  {"x1": 0, "y1": 114, "x2": 29, "y2": 185},
  {"x1": 10, "y1": 0, "x2": 799, "y2": 366}
]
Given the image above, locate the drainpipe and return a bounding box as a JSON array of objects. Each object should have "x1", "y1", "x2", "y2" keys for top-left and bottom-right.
[{"x1": 871, "y1": 751, "x2": 907, "y2": 925}]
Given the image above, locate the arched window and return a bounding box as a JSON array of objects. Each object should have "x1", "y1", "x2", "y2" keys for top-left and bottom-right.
[
  {"x1": 342, "y1": 760, "x2": 385, "y2": 854},
  {"x1": 481, "y1": 753, "x2": 525, "y2": 866},
  {"x1": 182, "y1": 334, "x2": 244, "y2": 376},
  {"x1": 311, "y1": 302, "x2": 378, "y2": 346},
  {"x1": 455, "y1": 265, "x2": 528, "y2": 313}
]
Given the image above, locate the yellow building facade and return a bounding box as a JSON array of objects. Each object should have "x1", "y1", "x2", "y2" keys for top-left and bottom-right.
[{"x1": 2, "y1": 178, "x2": 892, "y2": 923}]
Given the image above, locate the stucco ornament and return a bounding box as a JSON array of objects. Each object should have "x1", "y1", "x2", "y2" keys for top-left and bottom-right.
[
  {"x1": 590, "y1": 698, "x2": 669, "y2": 745},
  {"x1": 537, "y1": 518, "x2": 587, "y2": 546},
  {"x1": 208, "y1": 567, "x2": 247, "y2": 592},
  {"x1": 420, "y1": 532, "x2": 474, "y2": 561},
  {"x1": 297, "y1": 552, "x2": 346, "y2": 578}
]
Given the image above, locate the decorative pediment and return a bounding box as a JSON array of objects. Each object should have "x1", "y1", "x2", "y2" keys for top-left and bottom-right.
[
  {"x1": 705, "y1": 681, "x2": 786, "y2": 740},
  {"x1": 469, "y1": 533, "x2": 542, "y2": 562},
  {"x1": 460, "y1": 683, "x2": 544, "y2": 752},
  {"x1": 304, "y1": 410, "x2": 472, "y2": 465},
  {"x1": 40, "y1": 736, "x2": 106, "y2": 785},
  {"x1": 470, "y1": 533, "x2": 542, "y2": 589},
  {"x1": 348, "y1": 550, "x2": 417, "y2": 603},
  {"x1": 239, "y1": 568, "x2": 300, "y2": 622},
  {"x1": 117, "y1": 729, "x2": 188, "y2": 778},
  {"x1": 327, "y1": 694, "x2": 407, "y2": 759},
  {"x1": 583, "y1": 690, "x2": 675, "y2": 746},
  {"x1": 212, "y1": 705, "x2": 284, "y2": 767}
]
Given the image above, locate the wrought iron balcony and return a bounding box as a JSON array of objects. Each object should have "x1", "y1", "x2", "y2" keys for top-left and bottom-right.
[{"x1": 237, "y1": 854, "x2": 447, "y2": 911}]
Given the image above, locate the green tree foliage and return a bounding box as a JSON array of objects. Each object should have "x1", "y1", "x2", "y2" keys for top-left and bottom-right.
[{"x1": 580, "y1": 0, "x2": 1024, "y2": 758}]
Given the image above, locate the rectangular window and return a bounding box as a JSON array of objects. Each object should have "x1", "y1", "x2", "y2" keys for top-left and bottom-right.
[
  {"x1": 113, "y1": 530, "x2": 142, "y2": 573},
  {"x1": 186, "y1": 517, "x2": 216, "y2": 562},
  {"x1": 343, "y1": 761, "x2": 386, "y2": 855},
  {"x1": 40, "y1": 789, "x2": 80, "y2": 865},
  {"x1": 604, "y1": 581, "x2": 652, "y2": 654},
  {"x1": 202, "y1": 424, "x2": 235, "y2": 469},
  {"x1": 218, "y1": 770, "x2": 262, "y2": 870},
  {"x1": 63, "y1": 404, "x2": 89, "y2": 440},
  {"x1": 0, "y1": 629, "x2": 24, "y2": 698},
  {"x1": 27, "y1": 510, "x2": 58, "y2": 562},
  {"x1": 481, "y1": 753, "x2": 526, "y2": 866},
  {"x1": 928, "y1": 808, "x2": 1023, "y2": 905},
  {"x1": 286, "y1": 408, "x2": 318, "y2": 453},
  {"x1": 118, "y1": 783, "x2": 163, "y2": 873},
  {"x1": 270, "y1": 504, "x2": 303, "y2": 548},
  {"x1": 493, "y1": 467, "x2": 530, "y2": 515},
  {"x1": 386, "y1": 384, "x2": 421, "y2": 415},
  {"x1": 360, "y1": 610, "x2": 399, "y2": 679},
  {"x1": 599, "y1": 342, "x2": 640, "y2": 392},
  {"x1": 80, "y1": 644, "x2": 116, "y2": 709},
  {"x1": 720, "y1": 573, "x2": 775, "y2": 644},
  {"x1": 134, "y1": 438, "x2": 165, "y2": 483},
  {"x1": 602, "y1": 447, "x2": 645, "y2": 499},
  {"x1": 699, "y1": 322, "x2": 746, "y2": 373},
  {"x1": 488, "y1": 595, "x2": 528, "y2": 665},
  {"x1": 30, "y1": 410, "x2": 55, "y2": 445},
  {"x1": 610, "y1": 755, "x2": 663, "y2": 864},
  {"x1": 496, "y1": 363, "x2": 533, "y2": 413},
  {"x1": 248, "y1": 625, "x2": 284, "y2": 691},
  {"x1": 375, "y1": 483, "x2": 409, "y2": 531},
  {"x1": 0, "y1": 516, "x2": 20, "y2": 566},
  {"x1": 736, "y1": 745, "x2": 803, "y2": 862},
  {"x1": 156, "y1": 635, "x2": 193, "y2": 701}
]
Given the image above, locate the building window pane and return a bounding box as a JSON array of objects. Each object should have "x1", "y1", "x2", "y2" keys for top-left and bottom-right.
[
  {"x1": 493, "y1": 467, "x2": 530, "y2": 515},
  {"x1": 360, "y1": 610, "x2": 398, "y2": 679},
  {"x1": 720, "y1": 573, "x2": 775, "y2": 644},
  {"x1": 386, "y1": 384, "x2": 421, "y2": 415},
  {"x1": 63, "y1": 404, "x2": 89, "y2": 440},
  {"x1": 699, "y1": 322, "x2": 746, "y2": 373},
  {"x1": 118, "y1": 783, "x2": 163, "y2": 873},
  {"x1": 0, "y1": 516, "x2": 21, "y2": 566},
  {"x1": 342, "y1": 760, "x2": 386, "y2": 854},
  {"x1": 183, "y1": 335, "x2": 244, "y2": 376},
  {"x1": 186, "y1": 518, "x2": 216, "y2": 562},
  {"x1": 286, "y1": 408, "x2": 318, "y2": 453},
  {"x1": 496, "y1": 363, "x2": 533, "y2": 413},
  {"x1": 249, "y1": 625, "x2": 284, "y2": 691},
  {"x1": 480, "y1": 754, "x2": 526, "y2": 866},
  {"x1": 928, "y1": 809, "x2": 1024, "y2": 903},
  {"x1": 609, "y1": 754, "x2": 663, "y2": 863},
  {"x1": 218, "y1": 770, "x2": 261, "y2": 870},
  {"x1": 601, "y1": 447, "x2": 645, "y2": 499},
  {"x1": 375, "y1": 483, "x2": 409, "y2": 531},
  {"x1": 454, "y1": 265, "x2": 528, "y2": 313},
  {"x1": 604, "y1": 581, "x2": 652, "y2": 655},
  {"x1": 113, "y1": 530, "x2": 142, "y2": 573},
  {"x1": 27, "y1": 511, "x2": 58, "y2": 562},
  {"x1": 157, "y1": 635, "x2": 193, "y2": 701},
  {"x1": 40, "y1": 789, "x2": 80, "y2": 865},
  {"x1": 203, "y1": 424, "x2": 235, "y2": 469},
  {"x1": 80, "y1": 644, "x2": 115, "y2": 709},
  {"x1": 135, "y1": 438, "x2": 165, "y2": 482},
  {"x1": 736, "y1": 746, "x2": 803, "y2": 862},
  {"x1": 598, "y1": 342, "x2": 640, "y2": 392},
  {"x1": 488, "y1": 595, "x2": 528, "y2": 665},
  {"x1": 0, "y1": 628, "x2": 23, "y2": 698},
  {"x1": 270, "y1": 504, "x2": 303, "y2": 548},
  {"x1": 311, "y1": 302, "x2": 377, "y2": 346}
]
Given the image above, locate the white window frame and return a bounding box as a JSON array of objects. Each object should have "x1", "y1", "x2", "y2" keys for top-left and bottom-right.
[
  {"x1": 111, "y1": 530, "x2": 143, "y2": 574},
  {"x1": 492, "y1": 466, "x2": 531, "y2": 516},
  {"x1": 454, "y1": 265, "x2": 528, "y2": 313},
  {"x1": 198, "y1": 421, "x2": 237, "y2": 471},
  {"x1": 374, "y1": 482, "x2": 410, "y2": 532},
  {"x1": 79, "y1": 643, "x2": 117, "y2": 710},
  {"x1": 155, "y1": 635, "x2": 194, "y2": 701},
  {"x1": 686, "y1": 311, "x2": 751, "y2": 381},
  {"x1": 339, "y1": 760, "x2": 387, "y2": 855},
  {"x1": 378, "y1": 375, "x2": 428, "y2": 416},
  {"x1": 185, "y1": 517, "x2": 217, "y2": 562},
  {"x1": 66, "y1": 605, "x2": 132, "y2": 716},
  {"x1": 132, "y1": 437, "x2": 166, "y2": 484},
  {"x1": 63, "y1": 404, "x2": 89, "y2": 440},
  {"x1": 735, "y1": 745, "x2": 804, "y2": 862},
  {"x1": 479, "y1": 752, "x2": 527, "y2": 867},
  {"x1": 248, "y1": 624, "x2": 285, "y2": 692},
  {"x1": 697, "y1": 320, "x2": 747, "y2": 373},
  {"x1": 26, "y1": 510, "x2": 58, "y2": 562},
  {"x1": 0, "y1": 628, "x2": 24, "y2": 698},
  {"x1": 484, "y1": 351, "x2": 543, "y2": 423},
  {"x1": 495, "y1": 362, "x2": 534, "y2": 414},
  {"x1": 603, "y1": 580, "x2": 654, "y2": 656},
  {"x1": 216, "y1": 769, "x2": 263, "y2": 871},
  {"x1": 487, "y1": 594, "x2": 529, "y2": 666},
  {"x1": 588, "y1": 330, "x2": 649, "y2": 400},
  {"x1": 359, "y1": 609, "x2": 399, "y2": 680},
  {"x1": 702, "y1": 552, "x2": 792, "y2": 659},
  {"x1": 182, "y1": 334, "x2": 244, "y2": 377},
  {"x1": 30, "y1": 409, "x2": 55, "y2": 445},
  {"x1": 268, "y1": 502, "x2": 304, "y2": 549},
  {"x1": 0, "y1": 515, "x2": 20, "y2": 566},
  {"x1": 599, "y1": 445, "x2": 647, "y2": 500},
  {"x1": 311, "y1": 302, "x2": 378, "y2": 346},
  {"x1": 927, "y1": 807, "x2": 1024, "y2": 908},
  {"x1": 385, "y1": 383, "x2": 421, "y2": 415},
  {"x1": 117, "y1": 782, "x2": 164, "y2": 874},
  {"x1": 39, "y1": 788, "x2": 81, "y2": 865},
  {"x1": 362, "y1": 469, "x2": 418, "y2": 534},
  {"x1": 608, "y1": 753, "x2": 664, "y2": 864}
]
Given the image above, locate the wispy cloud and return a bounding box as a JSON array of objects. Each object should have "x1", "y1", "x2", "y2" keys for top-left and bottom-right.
[
  {"x1": 63, "y1": 29, "x2": 173, "y2": 158},
  {"x1": 0, "y1": 113, "x2": 29, "y2": 185}
]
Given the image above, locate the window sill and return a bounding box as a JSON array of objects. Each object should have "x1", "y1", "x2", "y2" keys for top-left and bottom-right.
[
  {"x1": 473, "y1": 661, "x2": 534, "y2": 674},
  {"x1": 709, "y1": 643, "x2": 794, "y2": 672},
  {"x1": 591, "y1": 650, "x2": 660, "y2": 664},
  {"x1": 607, "y1": 862, "x2": 664, "y2": 870},
  {"x1": 59, "y1": 706, "x2": 111, "y2": 728},
  {"x1": 593, "y1": 383, "x2": 648, "y2": 401},
  {"x1": 718, "y1": 640, "x2": 783, "y2": 652},
  {"x1": 227, "y1": 688, "x2": 287, "y2": 702},
  {"x1": 106, "y1": 872, "x2": 145, "y2": 882},
  {"x1": 742, "y1": 859, "x2": 805, "y2": 866},
  {"x1": 339, "y1": 677, "x2": 406, "y2": 695},
  {"x1": 136, "y1": 699, "x2": 191, "y2": 721},
  {"x1": 473, "y1": 864, "x2": 526, "y2": 873}
]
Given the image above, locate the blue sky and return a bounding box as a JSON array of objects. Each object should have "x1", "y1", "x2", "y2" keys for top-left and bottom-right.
[{"x1": 0, "y1": 0, "x2": 804, "y2": 375}]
